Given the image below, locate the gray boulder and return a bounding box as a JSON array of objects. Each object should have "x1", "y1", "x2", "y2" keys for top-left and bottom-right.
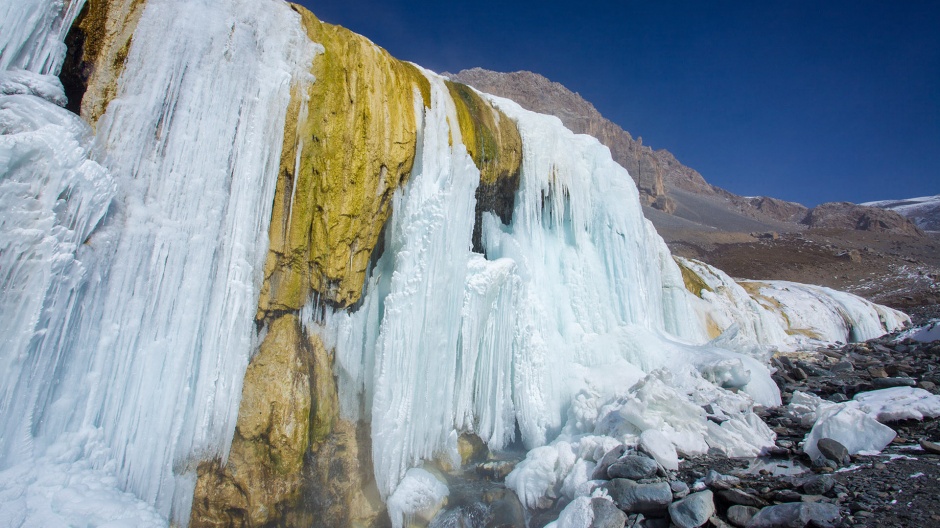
[
  {"x1": 801, "y1": 474, "x2": 834, "y2": 495},
  {"x1": 601, "y1": 478, "x2": 673, "y2": 516},
  {"x1": 816, "y1": 438, "x2": 850, "y2": 466},
  {"x1": 727, "y1": 505, "x2": 759, "y2": 527},
  {"x1": 716, "y1": 488, "x2": 768, "y2": 508},
  {"x1": 591, "y1": 444, "x2": 628, "y2": 480},
  {"x1": 670, "y1": 480, "x2": 690, "y2": 499},
  {"x1": 668, "y1": 490, "x2": 715, "y2": 528},
  {"x1": 745, "y1": 502, "x2": 841, "y2": 528},
  {"x1": 608, "y1": 455, "x2": 659, "y2": 480},
  {"x1": 589, "y1": 497, "x2": 627, "y2": 528}
]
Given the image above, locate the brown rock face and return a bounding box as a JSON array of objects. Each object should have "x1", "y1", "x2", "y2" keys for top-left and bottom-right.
[
  {"x1": 802, "y1": 202, "x2": 925, "y2": 237},
  {"x1": 745, "y1": 196, "x2": 809, "y2": 224},
  {"x1": 59, "y1": 0, "x2": 147, "y2": 125},
  {"x1": 191, "y1": 315, "x2": 382, "y2": 528}
]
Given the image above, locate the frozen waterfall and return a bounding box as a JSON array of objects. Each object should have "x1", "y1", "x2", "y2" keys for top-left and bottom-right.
[{"x1": 0, "y1": 0, "x2": 318, "y2": 524}]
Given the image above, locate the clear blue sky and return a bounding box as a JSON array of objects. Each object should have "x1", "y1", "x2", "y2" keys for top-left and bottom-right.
[{"x1": 297, "y1": 0, "x2": 939, "y2": 207}]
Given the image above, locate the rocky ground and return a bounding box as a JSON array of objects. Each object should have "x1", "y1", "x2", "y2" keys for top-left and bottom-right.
[{"x1": 436, "y1": 320, "x2": 940, "y2": 528}]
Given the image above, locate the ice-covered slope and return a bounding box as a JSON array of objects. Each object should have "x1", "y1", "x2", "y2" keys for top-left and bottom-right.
[
  {"x1": 863, "y1": 194, "x2": 940, "y2": 232},
  {"x1": 0, "y1": 1, "x2": 912, "y2": 526}
]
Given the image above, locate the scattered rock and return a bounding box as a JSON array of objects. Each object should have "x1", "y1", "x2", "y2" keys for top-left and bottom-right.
[
  {"x1": 920, "y1": 439, "x2": 940, "y2": 455},
  {"x1": 670, "y1": 480, "x2": 690, "y2": 500},
  {"x1": 590, "y1": 496, "x2": 627, "y2": 528},
  {"x1": 745, "y1": 502, "x2": 841, "y2": 528},
  {"x1": 871, "y1": 377, "x2": 917, "y2": 388},
  {"x1": 608, "y1": 455, "x2": 659, "y2": 480},
  {"x1": 601, "y1": 479, "x2": 673, "y2": 516},
  {"x1": 716, "y1": 488, "x2": 768, "y2": 508},
  {"x1": 726, "y1": 505, "x2": 759, "y2": 528},
  {"x1": 703, "y1": 470, "x2": 741, "y2": 490},
  {"x1": 668, "y1": 490, "x2": 715, "y2": 528},
  {"x1": 592, "y1": 445, "x2": 628, "y2": 480},
  {"x1": 801, "y1": 474, "x2": 834, "y2": 495},
  {"x1": 816, "y1": 438, "x2": 850, "y2": 466}
]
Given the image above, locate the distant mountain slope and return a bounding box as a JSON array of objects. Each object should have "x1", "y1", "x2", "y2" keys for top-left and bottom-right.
[
  {"x1": 446, "y1": 68, "x2": 807, "y2": 230},
  {"x1": 863, "y1": 195, "x2": 940, "y2": 232}
]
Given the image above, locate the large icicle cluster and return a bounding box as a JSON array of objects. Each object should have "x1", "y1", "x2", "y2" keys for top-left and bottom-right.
[
  {"x1": 0, "y1": 0, "x2": 318, "y2": 524},
  {"x1": 315, "y1": 85, "x2": 784, "y2": 505}
]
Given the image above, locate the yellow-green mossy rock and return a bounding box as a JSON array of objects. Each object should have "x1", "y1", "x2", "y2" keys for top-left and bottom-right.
[
  {"x1": 191, "y1": 315, "x2": 314, "y2": 527},
  {"x1": 445, "y1": 81, "x2": 523, "y2": 252},
  {"x1": 675, "y1": 258, "x2": 713, "y2": 299},
  {"x1": 60, "y1": 0, "x2": 147, "y2": 126},
  {"x1": 259, "y1": 5, "x2": 432, "y2": 311}
]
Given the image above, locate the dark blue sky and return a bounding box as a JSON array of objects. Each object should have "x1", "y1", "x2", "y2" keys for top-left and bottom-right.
[{"x1": 298, "y1": 1, "x2": 939, "y2": 207}]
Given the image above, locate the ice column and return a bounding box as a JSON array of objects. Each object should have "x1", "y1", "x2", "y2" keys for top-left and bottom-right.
[
  {"x1": 0, "y1": 0, "x2": 85, "y2": 75},
  {"x1": 0, "y1": 0, "x2": 320, "y2": 522}
]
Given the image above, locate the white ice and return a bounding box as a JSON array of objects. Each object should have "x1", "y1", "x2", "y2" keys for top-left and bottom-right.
[
  {"x1": 386, "y1": 468, "x2": 449, "y2": 528},
  {"x1": 788, "y1": 387, "x2": 940, "y2": 461},
  {"x1": 0, "y1": 0, "x2": 320, "y2": 525}
]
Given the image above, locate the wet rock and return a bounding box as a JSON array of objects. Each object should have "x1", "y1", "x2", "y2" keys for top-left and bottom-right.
[
  {"x1": 592, "y1": 444, "x2": 628, "y2": 480},
  {"x1": 671, "y1": 480, "x2": 690, "y2": 499},
  {"x1": 601, "y1": 478, "x2": 673, "y2": 516},
  {"x1": 745, "y1": 502, "x2": 841, "y2": 528},
  {"x1": 770, "y1": 490, "x2": 802, "y2": 503},
  {"x1": 727, "y1": 505, "x2": 759, "y2": 527},
  {"x1": 919, "y1": 439, "x2": 940, "y2": 455},
  {"x1": 608, "y1": 456, "x2": 659, "y2": 480},
  {"x1": 590, "y1": 497, "x2": 628, "y2": 528},
  {"x1": 703, "y1": 470, "x2": 741, "y2": 490},
  {"x1": 668, "y1": 490, "x2": 715, "y2": 528},
  {"x1": 717, "y1": 488, "x2": 768, "y2": 508},
  {"x1": 871, "y1": 377, "x2": 917, "y2": 388},
  {"x1": 801, "y1": 475, "x2": 834, "y2": 495},
  {"x1": 816, "y1": 438, "x2": 850, "y2": 466}
]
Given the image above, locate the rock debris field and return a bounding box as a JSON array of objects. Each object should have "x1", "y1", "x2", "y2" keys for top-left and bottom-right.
[{"x1": 438, "y1": 322, "x2": 940, "y2": 528}]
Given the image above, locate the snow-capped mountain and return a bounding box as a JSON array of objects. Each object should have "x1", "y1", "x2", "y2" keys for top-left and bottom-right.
[{"x1": 863, "y1": 195, "x2": 940, "y2": 232}]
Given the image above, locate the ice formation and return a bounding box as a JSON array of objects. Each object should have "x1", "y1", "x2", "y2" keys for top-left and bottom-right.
[
  {"x1": 788, "y1": 388, "x2": 940, "y2": 462},
  {"x1": 679, "y1": 258, "x2": 909, "y2": 350},
  {"x1": 1, "y1": 0, "x2": 318, "y2": 523},
  {"x1": 0, "y1": 0, "x2": 918, "y2": 524}
]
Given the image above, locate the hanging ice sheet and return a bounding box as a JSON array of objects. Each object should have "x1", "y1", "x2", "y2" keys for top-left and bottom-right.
[{"x1": 0, "y1": 0, "x2": 320, "y2": 524}]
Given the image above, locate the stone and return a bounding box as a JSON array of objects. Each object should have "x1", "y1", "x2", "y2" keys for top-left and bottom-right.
[
  {"x1": 590, "y1": 497, "x2": 628, "y2": 528},
  {"x1": 830, "y1": 361, "x2": 854, "y2": 373},
  {"x1": 816, "y1": 438, "x2": 850, "y2": 466},
  {"x1": 703, "y1": 470, "x2": 740, "y2": 490},
  {"x1": 745, "y1": 502, "x2": 842, "y2": 528},
  {"x1": 801, "y1": 475, "x2": 834, "y2": 495},
  {"x1": 671, "y1": 480, "x2": 690, "y2": 499},
  {"x1": 668, "y1": 490, "x2": 715, "y2": 528},
  {"x1": 771, "y1": 489, "x2": 803, "y2": 503},
  {"x1": 871, "y1": 377, "x2": 917, "y2": 388},
  {"x1": 727, "y1": 505, "x2": 759, "y2": 527},
  {"x1": 608, "y1": 455, "x2": 659, "y2": 480},
  {"x1": 592, "y1": 444, "x2": 628, "y2": 480},
  {"x1": 716, "y1": 489, "x2": 768, "y2": 508},
  {"x1": 919, "y1": 439, "x2": 940, "y2": 455},
  {"x1": 601, "y1": 478, "x2": 673, "y2": 516}
]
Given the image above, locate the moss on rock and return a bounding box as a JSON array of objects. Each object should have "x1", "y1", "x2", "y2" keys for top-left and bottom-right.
[
  {"x1": 676, "y1": 258, "x2": 714, "y2": 299},
  {"x1": 259, "y1": 5, "x2": 431, "y2": 311},
  {"x1": 59, "y1": 0, "x2": 147, "y2": 126},
  {"x1": 444, "y1": 81, "x2": 523, "y2": 253}
]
